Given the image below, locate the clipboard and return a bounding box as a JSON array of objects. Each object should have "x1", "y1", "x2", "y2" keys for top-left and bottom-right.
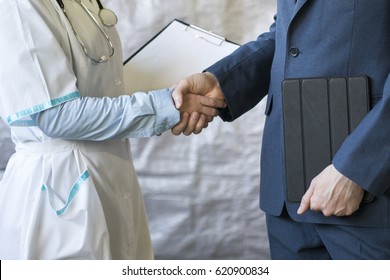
[
  {"x1": 123, "y1": 19, "x2": 239, "y2": 93},
  {"x1": 282, "y1": 77, "x2": 370, "y2": 202}
]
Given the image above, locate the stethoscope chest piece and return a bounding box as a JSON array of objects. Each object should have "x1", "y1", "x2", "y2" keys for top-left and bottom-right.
[
  {"x1": 55, "y1": 0, "x2": 117, "y2": 63},
  {"x1": 99, "y1": 8, "x2": 118, "y2": 27}
]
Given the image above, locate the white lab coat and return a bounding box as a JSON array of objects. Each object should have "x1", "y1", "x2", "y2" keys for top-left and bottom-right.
[{"x1": 0, "y1": 0, "x2": 153, "y2": 259}]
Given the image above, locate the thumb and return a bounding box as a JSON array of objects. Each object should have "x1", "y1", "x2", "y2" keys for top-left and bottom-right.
[
  {"x1": 297, "y1": 184, "x2": 315, "y2": 215},
  {"x1": 172, "y1": 79, "x2": 190, "y2": 109},
  {"x1": 172, "y1": 88, "x2": 183, "y2": 109}
]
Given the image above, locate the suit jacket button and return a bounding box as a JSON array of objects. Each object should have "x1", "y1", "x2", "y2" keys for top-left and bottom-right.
[{"x1": 289, "y1": 47, "x2": 300, "y2": 57}]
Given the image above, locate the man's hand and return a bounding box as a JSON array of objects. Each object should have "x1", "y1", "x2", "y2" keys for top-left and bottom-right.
[
  {"x1": 297, "y1": 164, "x2": 365, "y2": 217},
  {"x1": 171, "y1": 72, "x2": 226, "y2": 135},
  {"x1": 179, "y1": 91, "x2": 225, "y2": 118},
  {"x1": 172, "y1": 72, "x2": 225, "y2": 108}
]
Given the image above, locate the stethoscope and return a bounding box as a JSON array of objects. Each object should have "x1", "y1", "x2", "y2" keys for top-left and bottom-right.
[{"x1": 56, "y1": 0, "x2": 118, "y2": 63}]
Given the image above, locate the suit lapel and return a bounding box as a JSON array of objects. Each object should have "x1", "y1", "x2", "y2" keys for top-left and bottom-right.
[{"x1": 292, "y1": 0, "x2": 309, "y2": 18}]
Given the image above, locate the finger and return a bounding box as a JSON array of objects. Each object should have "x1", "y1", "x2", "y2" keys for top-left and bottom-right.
[
  {"x1": 203, "y1": 120, "x2": 209, "y2": 129},
  {"x1": 172, "y1": 79, "x2": 191, "y2": 109},
  {"x1": 297, "y1": 184, "x2": 315, "y2": 215},
  {"x1": 172, "y1": 89, "x2": 183, "y2": 109},
  {"x1": 200, "y1": 96, "x2": 227, "y2": 109},
  {"x1": 197, "y1": 106, "x2": 220, "y2": 117},
  {"x1": 183, "y1": 112, "x2": 200, "y2": 136},
  {"x1": 193, "y1": 98, "x2": 221, "y2": 117},
  {"x1": 205, "y1": 115, "x2": 213, "y2": 123},
  {"x1": 171, "y1": 112, "x2": 190, "y2": 135},
  {"x1": 193, "y1": 114, "x2": 208, "y2": 134}
]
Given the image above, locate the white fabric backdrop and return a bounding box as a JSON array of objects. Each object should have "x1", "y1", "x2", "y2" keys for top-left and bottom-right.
[{"x1": 0, "y1": 0, "x2": 276, "y2": 259}]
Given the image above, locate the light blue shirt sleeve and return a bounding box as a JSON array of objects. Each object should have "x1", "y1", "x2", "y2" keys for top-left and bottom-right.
[{"x1": 33, "y1": 88, "x2": 180, "y2": 140}]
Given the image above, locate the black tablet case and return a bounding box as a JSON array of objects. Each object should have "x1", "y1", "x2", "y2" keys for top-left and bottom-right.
[{"x1": 282, "y1": 77, "x2": 370, "y2": 202}]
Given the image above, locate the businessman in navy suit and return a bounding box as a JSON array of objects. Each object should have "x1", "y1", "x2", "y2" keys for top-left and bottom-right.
[{"x1": 172, "y1": 0, "x2": 390, "y2": 259}]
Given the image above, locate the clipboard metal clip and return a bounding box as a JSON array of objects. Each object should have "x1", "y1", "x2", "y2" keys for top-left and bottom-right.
[{"x1": 185, "y1": 24, "x2": 225, "y2": 46}]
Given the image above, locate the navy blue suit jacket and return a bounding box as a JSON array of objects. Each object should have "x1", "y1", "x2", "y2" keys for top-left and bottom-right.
[{"x1": 207, "y1": 0, "x2": 390, "y2": 226}]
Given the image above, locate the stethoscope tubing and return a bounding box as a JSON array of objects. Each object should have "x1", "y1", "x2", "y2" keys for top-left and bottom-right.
[
  {"x1": 57, "y1": 0, "x2": 104, "y2": 11},
  {"x1": 56, "y1": 0, "x2": 117, "y2": 63}
]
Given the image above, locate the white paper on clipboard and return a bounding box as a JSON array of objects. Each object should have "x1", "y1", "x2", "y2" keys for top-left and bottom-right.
[{"x1": 123, "y1": 19, "x2": 239, "y2": 93}]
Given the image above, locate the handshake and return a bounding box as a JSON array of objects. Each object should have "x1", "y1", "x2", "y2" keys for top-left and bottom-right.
[{"x1": 171, "y1": 72, "x2": 226, "y2": 135}]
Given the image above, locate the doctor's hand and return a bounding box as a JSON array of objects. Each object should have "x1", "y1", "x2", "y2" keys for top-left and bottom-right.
[
  {"x1": 297, "y1": 164, "x2": 365, "y2": 217},
  {"x1": 171, "y1": 72, "x2": 226, "y2": 135}
]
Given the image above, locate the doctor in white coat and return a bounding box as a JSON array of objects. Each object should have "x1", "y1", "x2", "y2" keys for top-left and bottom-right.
[{"x1": 0, "y1": 0, "x2": 223, "y2": 259}]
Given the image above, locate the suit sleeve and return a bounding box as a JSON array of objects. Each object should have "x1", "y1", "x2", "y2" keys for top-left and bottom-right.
[
  {"x1": 205, "y1": 19, "x2": 276, "y2": 121},
  {"x1": 333, "y1": 73, "x2": 390, "y2": 198}
]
